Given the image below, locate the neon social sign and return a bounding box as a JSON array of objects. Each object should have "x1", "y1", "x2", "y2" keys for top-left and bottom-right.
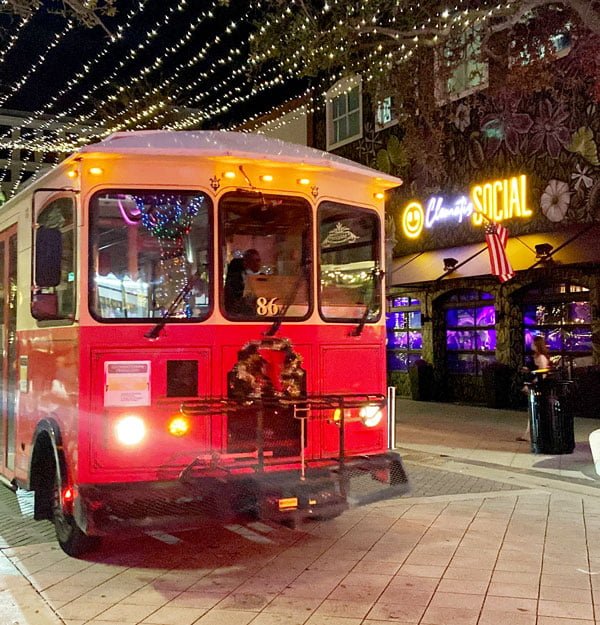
[
  {"x1": 471, "y1": 174, "x2": 532, "y2": 225},
  {"x1": 401, "y1": 174, "x2": 531, "y2": 238}
]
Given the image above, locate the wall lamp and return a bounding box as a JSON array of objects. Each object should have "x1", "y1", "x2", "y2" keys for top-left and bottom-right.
[
  {"x1": 535, "y1": 243, "x2": 554, "y2": 260},
  {"x1": 443, "y1": 257, "x2": 459, "y2": 271}
]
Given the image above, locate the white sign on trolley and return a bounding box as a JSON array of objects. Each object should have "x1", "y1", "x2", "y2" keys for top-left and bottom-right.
[{"x1": 104, "y1": 361, "x2": 151, "y2": 407}]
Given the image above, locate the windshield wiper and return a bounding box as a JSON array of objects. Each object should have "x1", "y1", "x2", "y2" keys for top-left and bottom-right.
[
  {"x1": 144, "y1": 280, "x2": 193, "y2": 339},
  {"x1": 349, "y1": 263, "x2": 384, "y2": 337},
  {"x1": 264, "y1": 262, "x2": 311, "y2": 337}
]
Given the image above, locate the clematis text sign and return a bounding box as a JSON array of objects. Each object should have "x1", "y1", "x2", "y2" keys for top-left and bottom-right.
[{"x1": 400, "y1": 174, "x2": 532, "y2": 238}]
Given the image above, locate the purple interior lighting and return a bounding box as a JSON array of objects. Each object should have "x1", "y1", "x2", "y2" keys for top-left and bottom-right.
[
  {"x1": 408, "y1": 311, "x2": 422, "y2": 328},
  {"x1": 477, "y1": 330, "x2": 497, "y2": 351},
  {"x1": 388, "y1": 332, "x2": 408, "y2": 348},
  {"x1": 446, "y1": 330, "x2": 476, "y2": 350},
  {"x1": 476, "y1": 306, "x2": 495, "y2": 325},
  {"x1": 523, "y1": 305, "x2": 537, "y2": 327},
  {"x1": 446, "y1": 308, "x2": 475, "y2": 327},
  {"x1": 565, "y1": 328, "x2": 592, "y2": 351},
  {"x1": 546, "y1": 330, "x2": 562, "y2": 351},
  {"x1": 387, "y1": 352, "x2": 408, "y2": 371},
  {"x1": 568, "y1": 301, "x2": 591, "y2": 324},
  {"x1": 409, "y1": 332, "x2": 423, "y2": 349}
]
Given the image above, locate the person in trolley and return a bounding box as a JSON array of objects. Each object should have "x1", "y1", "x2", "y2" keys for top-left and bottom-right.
[{"x1": 224, "y1": 248, "x2": 262, "y2": 315}]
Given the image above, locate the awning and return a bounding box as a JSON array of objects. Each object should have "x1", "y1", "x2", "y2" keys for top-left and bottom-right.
[{"x1": 388, "y1": 225, "x2": 600, "y2": 287}]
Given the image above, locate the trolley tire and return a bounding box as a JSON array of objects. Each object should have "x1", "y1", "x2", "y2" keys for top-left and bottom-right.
[{"x1": 52, "y1": 477, "x2": 100, "y2": 558}]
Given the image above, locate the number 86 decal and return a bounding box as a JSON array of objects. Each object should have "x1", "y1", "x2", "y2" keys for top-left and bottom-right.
[{"x1": 256, "y1": 297, "x2": 281, "y2": 316}]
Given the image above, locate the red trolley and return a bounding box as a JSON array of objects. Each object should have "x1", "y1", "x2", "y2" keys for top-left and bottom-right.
[{"x1": 0, "y1": 131, "x2": 408, "y2": 555}]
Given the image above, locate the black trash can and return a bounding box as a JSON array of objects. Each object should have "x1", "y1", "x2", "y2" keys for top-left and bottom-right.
[{"x1": 527, "y1": 377, "x2": 574, "y2": 454}]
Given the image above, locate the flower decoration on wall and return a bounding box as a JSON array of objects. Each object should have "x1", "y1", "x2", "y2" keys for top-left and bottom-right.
[
  {"x1": 540, "y1": 179, "x2": 571, "y2": 222},
  {"x1": 529, "y1": 99, "x2": 570, "y2": 158},
  {"x1": 567, "y1": 127, "x2": 600, "y2": 166},
  {"x1": 357, "y1": 121, "x2": 384, "y2": 162},
  {"x1": 480, "y1": 96, "x2": 533, "y2": 156},
  {"x1": 375, "y1": 134, "x2": 408, "y2": 175},
  {"x1": 571, "y1": 163, "x2": 594, "y2": 193},
  {"x1": 453, "y1": 102, "x2": 471, "y2": 132}
]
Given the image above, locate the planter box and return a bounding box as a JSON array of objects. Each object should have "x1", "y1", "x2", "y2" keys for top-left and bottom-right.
[
  {"x1": 408, "y1": 360, "x2": 434, "y2": 401},
  {"x1": 482, "y1": 362, "x2": 512, "y2": 409}
]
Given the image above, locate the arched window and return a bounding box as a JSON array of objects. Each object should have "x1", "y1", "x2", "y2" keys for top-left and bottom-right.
[
  {"x1": 443, "y1": 289, "x2": 496, "y2": 375},
  {"x1": 522, "y1": 282, "x2": 592, "y2": 369}
]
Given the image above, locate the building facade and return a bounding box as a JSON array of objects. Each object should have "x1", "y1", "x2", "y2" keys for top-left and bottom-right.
[{"x1": 239, "y1": 26, "x2": 600, "y2": 411}]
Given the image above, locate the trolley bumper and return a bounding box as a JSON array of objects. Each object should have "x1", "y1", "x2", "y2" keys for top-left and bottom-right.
[
  {"x1": 75, "y1": 451, "x2": 409, "y2": 535},
  {"x1": 180, "y1": 450, "x2": 409, "y2": 524}
]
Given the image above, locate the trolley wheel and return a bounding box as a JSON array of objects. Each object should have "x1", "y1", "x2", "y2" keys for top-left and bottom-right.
[{"x1": 52, "y1": 477, "x2": 100, "y2": 558}]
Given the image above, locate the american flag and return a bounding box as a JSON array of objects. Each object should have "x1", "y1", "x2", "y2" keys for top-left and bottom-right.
[{"x1": 485, "y1": 222, "x2": 515, "y2": 283}]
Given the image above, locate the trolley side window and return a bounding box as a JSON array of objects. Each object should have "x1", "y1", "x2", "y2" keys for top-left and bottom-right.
[
  {"x1": 89, "y1": 190, "x2": 212, "y2": 321},
  {"x1": 220, "y1": 192, "x2": 311, "y2": 320},
  {"x1": 318, "y1": 202, "x2": 382, "y2": 322},
  {"x1": 32, "y1": 197, "x2": 76, "y2": 321}
]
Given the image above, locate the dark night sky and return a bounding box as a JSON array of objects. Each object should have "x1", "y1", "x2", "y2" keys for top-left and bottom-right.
[{"x1": 0, "y1": 1, "x2": 306, "y2": 130}]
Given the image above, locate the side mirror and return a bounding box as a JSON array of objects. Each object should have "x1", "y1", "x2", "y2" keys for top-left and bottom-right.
[{"x1": 35, "y1": 226, "x2": 62, "y2": 287}]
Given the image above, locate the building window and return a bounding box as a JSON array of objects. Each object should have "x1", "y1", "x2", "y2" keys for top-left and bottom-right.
[
  {"x1": 326, "y1": 75, "x2": 363, "y2": 150},
  {"x1": 444, "y1": 289, "x2": 496, "y2": 375},
  {"x1": 376, "y1": 96, "x2": 397, "y2": 131},
  {"x1": 510, "y1": 25, "x2": 572, "y2": 66},
  {"x1": 522, "y1": 282, "x2": 592, "y2": 369},
  {"x1": 436, "y1": 26, "x2": 488, "y2": 103},
  {"x1": 387, "y1": 296, "x2": 422, "y2": 371}
]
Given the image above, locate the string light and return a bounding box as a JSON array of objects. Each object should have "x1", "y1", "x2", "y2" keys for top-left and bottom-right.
[
  {"x1": 0, "y1": 0, "x2": 558, "y2": 193},
  {"x1": 0, "y1": 0, "x2": 152, "y2": 147},
  {"x1": 0, "y1": 12, "x2": 35, "y2": 66},
  {"x1": 0, "y1": 21, "x2": 77, "y2": 107}
]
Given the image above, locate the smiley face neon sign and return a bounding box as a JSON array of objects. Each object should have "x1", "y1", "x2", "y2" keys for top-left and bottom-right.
[{"x1": 402, "y1": 201, "x2": 425, "y2": 238}]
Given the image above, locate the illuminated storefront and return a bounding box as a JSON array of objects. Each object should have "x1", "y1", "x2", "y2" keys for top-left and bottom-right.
[{"x1": 387, "y1": 174, "x2": 600, "y2": 409}]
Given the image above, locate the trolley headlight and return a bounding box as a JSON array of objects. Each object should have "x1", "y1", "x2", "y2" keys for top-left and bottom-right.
[
  {"x1": 114, "y1": 415, "x2": 146, "y2": 446},
  {"x1": 359, "y1": 405, "x2": 383, "y2": 427}
]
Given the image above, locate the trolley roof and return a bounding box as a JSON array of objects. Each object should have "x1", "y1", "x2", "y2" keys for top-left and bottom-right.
[{"x1": 77, "y1": 130, "x2": 403, "y2": 189}]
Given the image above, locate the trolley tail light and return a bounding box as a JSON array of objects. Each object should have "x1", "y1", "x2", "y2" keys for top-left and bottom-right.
[{"x1": 62, "y1": 486, "x2": 75, "y2": 514}]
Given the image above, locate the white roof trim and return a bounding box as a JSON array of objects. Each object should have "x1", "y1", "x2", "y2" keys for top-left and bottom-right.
[{"x1": 79, "y1": 130, "x2": 402, "y2": 187}]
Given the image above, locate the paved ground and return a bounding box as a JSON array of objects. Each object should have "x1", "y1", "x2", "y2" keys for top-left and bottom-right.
[{"x1": 1, "y1": 398, "x2": 600, "y2": 625}]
